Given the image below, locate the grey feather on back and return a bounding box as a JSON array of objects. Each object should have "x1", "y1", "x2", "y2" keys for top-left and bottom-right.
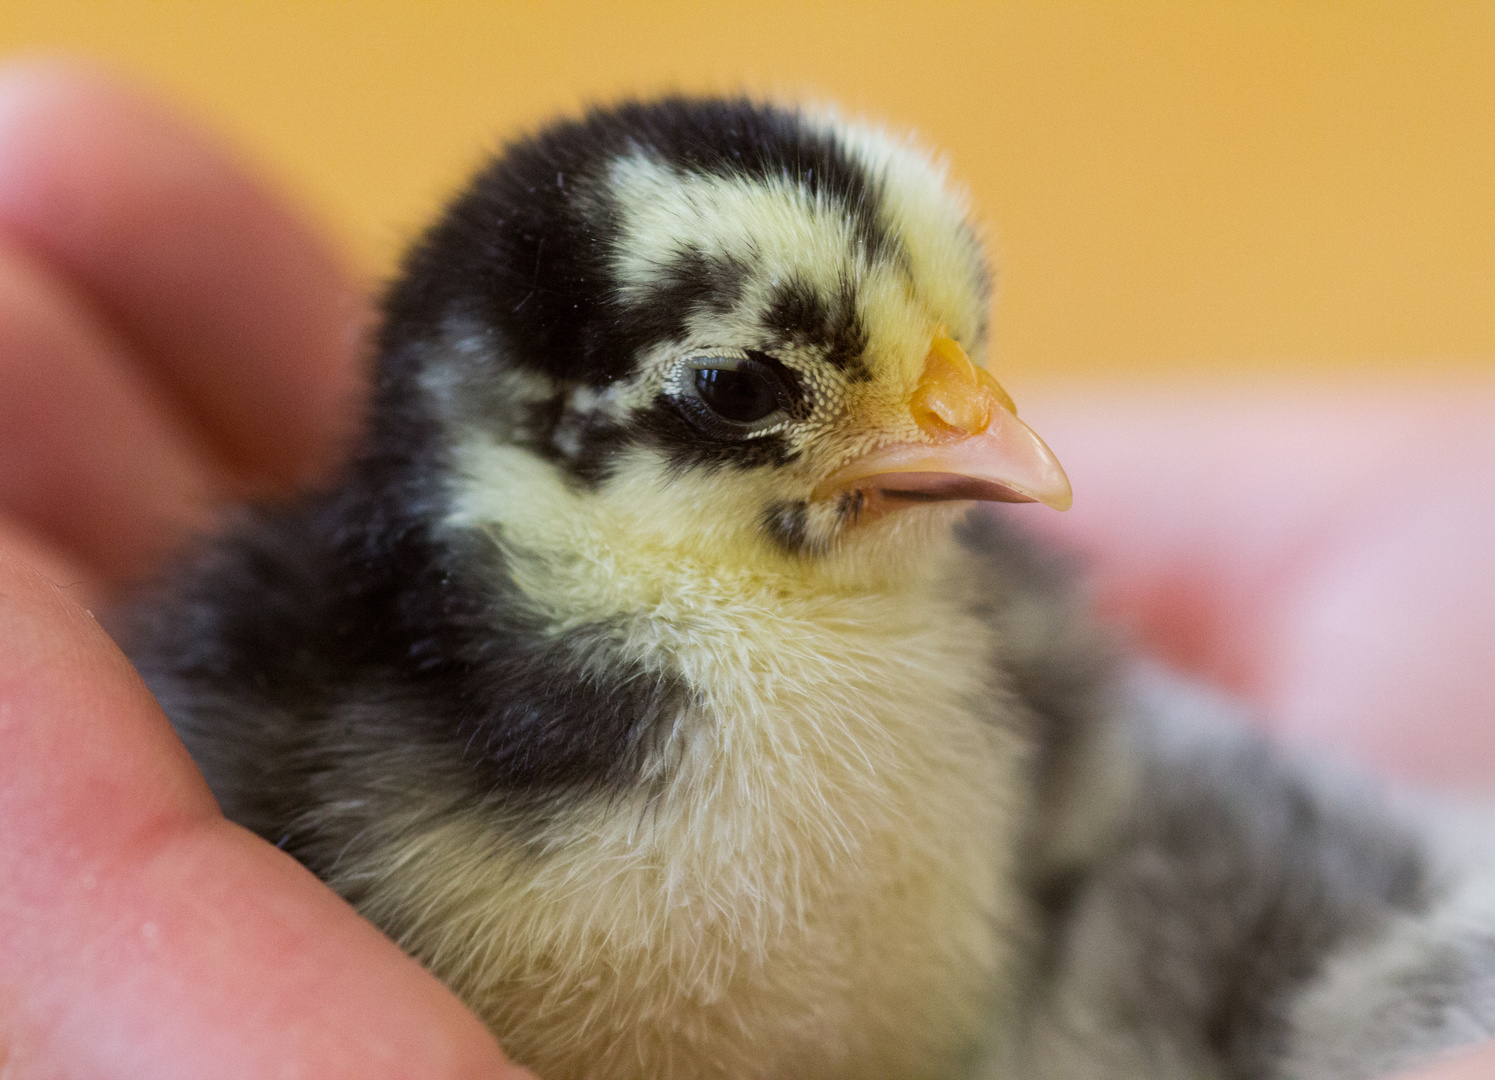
[
  {"x1": 957, "y1": 512, "x2": 1495, "y2": 1078},
  {"x1": 1008, "y1": 658, "x2": 1495, "y2": 1080}
]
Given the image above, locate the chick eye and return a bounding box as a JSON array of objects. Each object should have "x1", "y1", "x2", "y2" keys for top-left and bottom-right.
[
  {"x1": 672, "y1": 356, "x2": 792, "y2": 439},
  {"x1": 694, "y1": 367, "x2": 779, "y2": 423}
]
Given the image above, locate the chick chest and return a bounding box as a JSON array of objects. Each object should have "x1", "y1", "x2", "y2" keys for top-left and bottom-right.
[{"x1": 341, "y1": 530, "x2": 1031, "y2": 1079}]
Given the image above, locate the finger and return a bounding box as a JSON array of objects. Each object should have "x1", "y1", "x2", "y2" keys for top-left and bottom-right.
[
  {"x1": 0, "y1": 61, "x2": 371, "y2": 493},
  {"x1": 0, "y1": 555, "x2": 531, "y2": 1080},
  {"x1": 0, "y1": 236, "x2": 225, "y2": 584},
  {"x1": 0, "y1": 511, "x2": 99, "y2": 604}
]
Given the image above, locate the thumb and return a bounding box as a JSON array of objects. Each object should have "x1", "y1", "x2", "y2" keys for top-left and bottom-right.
[{"x1": 0, "y1": 551, "x2": 531, "y2": 1080}]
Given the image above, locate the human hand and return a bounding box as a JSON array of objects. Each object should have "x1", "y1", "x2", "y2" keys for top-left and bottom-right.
[
  {"x1": 0, "y1": 63, "x2": 530, "y2": 1079},
  {"x1": 1026, "y1": 380, "x2": 1495, "y2": 793}
]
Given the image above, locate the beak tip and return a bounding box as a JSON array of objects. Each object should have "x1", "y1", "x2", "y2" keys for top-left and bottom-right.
[
  {"x1": 1025, "y1": 482, "x2": 1072, "y2": 512},
  {"x1": 1042, "y1": 471, "x2": 1074, "y2": 512}
]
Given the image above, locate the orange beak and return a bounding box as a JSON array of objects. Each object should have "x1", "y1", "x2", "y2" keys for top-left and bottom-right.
[{"x1": 814, "y1": 330, "x2": 1072, "y2": 518}]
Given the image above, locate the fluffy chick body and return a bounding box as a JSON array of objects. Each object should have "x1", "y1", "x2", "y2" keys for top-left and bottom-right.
[
  {"x1": 124, "y1": 98, "x2": 1495, "y2": 1080},
  {"x1": 344, "y1": 522, "x2": 1021, "y2": 1077}
]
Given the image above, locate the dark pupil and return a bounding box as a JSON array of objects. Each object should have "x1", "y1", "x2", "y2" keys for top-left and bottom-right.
[{"x1": 694, "y1": 368, "x2": 779, "y2": 423}]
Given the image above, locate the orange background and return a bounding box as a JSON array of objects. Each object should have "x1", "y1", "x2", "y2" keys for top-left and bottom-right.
[{"x1": 3, "y1": 2, "x2": 1491, "y2": 390}]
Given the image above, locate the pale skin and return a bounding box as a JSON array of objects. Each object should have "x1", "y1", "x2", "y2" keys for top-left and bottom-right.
[{"x1": 0, "y1": 64, "x2": 1489, "y2": 1079}]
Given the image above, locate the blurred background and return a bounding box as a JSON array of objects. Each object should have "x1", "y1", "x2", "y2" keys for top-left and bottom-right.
[{"x1": 3, "y1": 1, "x2": 1491, "y2": 393}]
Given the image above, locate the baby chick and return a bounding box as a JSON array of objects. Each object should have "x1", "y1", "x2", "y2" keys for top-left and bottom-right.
[{"x1": 124, "y1": 98, "x2": 1495, "y2": 1080}]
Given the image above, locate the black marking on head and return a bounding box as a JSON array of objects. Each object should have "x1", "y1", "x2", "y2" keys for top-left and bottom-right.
[
  {"x1": 761, "y1": 499, "x2": 816, "y2": 555},
  {"x1": 640, "y1": 394, "x2": 798, "y2": 473},
  {"x1": 535, "y1": 347, "x2": 809, "y2": 488},
  {"x1": 610, "y1": 246, "x2": 754, "y2": 363},
  {"x1": 765, "y1": 274, "x2": 870, "y2": 379},
  {"x1": 549, "y1": 409, "x2": 636, "y2": 485},
  {"x1": 596, "y1": 98, "x2": 896, "y2": 264},
  {"x1": 665, "y1": 246, "x2": 752, "y2": 318},
  {"x1": 378, "y1": 97, "x2": 896, "y2": 404}
]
